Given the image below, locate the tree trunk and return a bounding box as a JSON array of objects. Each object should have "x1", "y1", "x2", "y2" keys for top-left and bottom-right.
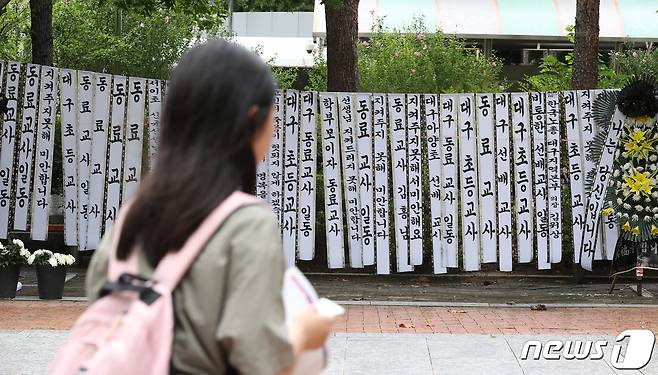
[
  {"x1": 571, "y1": 0, "x2": 599, "y2": 89},
  {"x1": 325, "y1": 0, "x2": 359, "y2": 92},
  {"x1": 29, "y1": 0, "x2": 53, "y2": 66}
]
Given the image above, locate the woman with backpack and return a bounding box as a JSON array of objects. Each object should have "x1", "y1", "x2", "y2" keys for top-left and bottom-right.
[{"x1": 56, "y1": 41, "x2": 335, "y2": 375}]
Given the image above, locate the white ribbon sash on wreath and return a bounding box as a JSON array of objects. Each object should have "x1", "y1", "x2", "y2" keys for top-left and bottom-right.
[{"x1": 580, "y1": 110, "x2": 625, "y2": 271}]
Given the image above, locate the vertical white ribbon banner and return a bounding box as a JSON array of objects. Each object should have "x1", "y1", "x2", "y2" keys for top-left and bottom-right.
[
  {"x1": 425, "y1": 94, "x2": 446, "y2": 273},
  {"x1": 530, "y1": 92, "x2": 550, "y2": 270},
  {"x1": 60, "y1": 69, "x2": 79, "y2": 246},
  {"x1": 147, "y1": 79, "x2": 162, "y2": 169},
  {"x1": 389, "y1": 94, "x2": 412, "y2": 272},
  {"x1": 563, "y1": 91, "x2": 586, "y2": 263},
  {"x1": 511, "y1": 93, "x2": 534, "y2": 263},
  {"x1": 546, "y1": 92, "x2": 562, "y2": 263},
  {"x1": 86, "y1": 74, "x2": 111, "y2": 249},
  {"x1": 122, "y1": 78, "x2": 146, "y2": 203},
  {"x1": 77, "y1": 71, "x2": 94, "y2": 249},
  {"x1": 494, "y1": 94, "x2": 513, "y2": 272},
  {"x1": 407, "y1": 94, "x2": 423, "y2": 266},
  {"x1": 14, "y1": 64, "x2": 41, "y2": 230},
  {"x1": 373, "y1": 94, "x2": 390, "y2": 274},
  {"x1": 458, "y1": 94, "x2": 481, "y2": 271},
  {"x1": 354, "y1": 94, "x2": 375, "y2": 266},
  {"x1": 30, "y1": 66, "x2": 58, "y2": 240},
  {"x1": 580, "y1": 110, "x2": 624, "y2": 271},
  {"x1": 282, "y1": 90, "x2": 300, "y2": 268},
  {"x1": 440, "y1": 95, "x2": 459, "y2": 268},
  {"x1": 268, "y1": 92, "x2": 284, "y2": 226},
  {"x1": 338, "y1": 93, "x2": 363, "y2": 268},
  {"x1": 104, "y1": 76, "x2": 127, "y2": 231},
  {"x1": 297, "y1": 91, "x2": 317, "y2": 261},
  {"x1": 319, "y1": 93, "x2": 345, "y2": 269},
  {"x1": 0, "y1": 62, "x2": 21, "y2": 238},
  {"x1": 476, "y1": 94, "x2": 497, "y2": 264}
]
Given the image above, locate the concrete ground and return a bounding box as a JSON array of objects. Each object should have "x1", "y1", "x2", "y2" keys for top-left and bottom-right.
[{"x1": 2, "y1": 330, "x2": 657, "y2": 375}]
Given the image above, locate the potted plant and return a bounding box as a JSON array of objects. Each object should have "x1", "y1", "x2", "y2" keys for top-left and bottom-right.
[
  {"x1": 0, "y1": 239, "x2": 31, "y2": 298},
  {"x1": 28, "y1": 250, "x2": 75, "y2": 300}
]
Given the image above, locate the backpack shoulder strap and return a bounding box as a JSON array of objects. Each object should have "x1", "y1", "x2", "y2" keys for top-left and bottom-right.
[{"x1": 152, "y1": 191, "x2": 261, "y2": 291}]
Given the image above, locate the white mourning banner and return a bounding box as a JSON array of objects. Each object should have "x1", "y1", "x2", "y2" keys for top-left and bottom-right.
[
  {"x1": 77, "y1": 71, "x2": 94, "y2": 249},
  {"x1": 440, "y1": 94, "x2": 459, "y2": 268},
  {"x1": 31, "y1": 66, "x2": 58, "y2": 240},
  {"x1": 60, "y1": 69, "x2": 78, "y2": 246},
  {"x1": 104, "y1": 76, "x2": 127, "y2": 230},
  {"x1": 425, "y1": 94, "x2": 446, "y2": 273},
  {"x1": 339, "y1": 93, "x2": 363, "y2": 268},
  {"x1": 407, "y1": 94, "x2": 423, "y2": 266},
  {"x1": 389, "y1": 94, "x2": 412, "y2": 272},
  {"x1": 355, "y1": 94, "x2": 375, "y2": 266},
  {"x1": 255, "y1": 157, "x2": 269, "y2": 200},
  {"x1": 282, "y1": 90, "x2": 300, "y2": 268},
  {"x1": 86, "y1": 74, "x2": 111, "y2": 249},
  {"x1": 298, "y1": 91, "x2": 317, "y2": 261},
  {"x1": 14, "y1": 64, "x2": 40, "y2": 230},
  {"x1": 546, "y1": 92, "x2": 562, "y2": 263},
  {"x1": 494, "y1": 94, "x2": 513, "y2": 271},
  {"x1": 563, "y1": 91, "x2": 585, "y2": 262},
  {"x1": 511, "y1": 93, "x2": 533, "y2": 263},
  {"x1": 0, "y1": 62, "x2": 21, "y2": 238},
  {"x1": 577, "y1": 90, "x2": 603, "y2": 260},
  {"x1": 269, "y1": 92, "x2": 283, "y2": 224},
  {"x1": 373, "y1": 94, "x2": 390, "y2": 274},
  {"x1": 320, "y1": 93, "x2": 345, "y2": 269},
  {"x1": 530, "y1": 92, "x2": 550, "y2": 270},
  {"x1": 580, "y1": 110, "x2": 624, "y2": 271},
  {"x1": 458, "y1": 94, "x2": 481, "y2": 271},
  {"x1": 476, "y1": 94, "x2": 497, "y2": 264},
  {"x1": 122, "y1": 78, "x2": 146, "y2": 203},
  {"x1": 148, "y1": 80, "x2": 162, "y2": 169}
]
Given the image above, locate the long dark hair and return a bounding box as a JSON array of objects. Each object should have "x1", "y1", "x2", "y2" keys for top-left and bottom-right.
[{"x1": 116, "y1": 40, "x2": 277, "y2": 264}]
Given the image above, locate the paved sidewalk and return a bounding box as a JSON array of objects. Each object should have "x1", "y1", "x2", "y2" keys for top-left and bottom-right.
[{"x1": 2, "y1": 331, "x2": 656, "y2": 375}]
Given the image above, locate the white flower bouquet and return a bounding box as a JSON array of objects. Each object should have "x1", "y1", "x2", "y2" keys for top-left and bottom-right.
[
  {"x1": 28, "y1": 249, "x2": 75, "y2": 268},
  {"x1": 0, "y1": 239, "x2": 31, "y2": 268}
]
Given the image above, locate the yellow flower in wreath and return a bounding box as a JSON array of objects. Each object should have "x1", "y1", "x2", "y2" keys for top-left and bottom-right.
[
  {"x1": 632, "y1": 226, "x2": 640, "y2": 236},
  {"x1": 623, "y1": 170, "x2": 655, "y2": 196},
  {"x1": 652, "y1": 225, "x2": 658, "y2": 236},
  {"x1": 623, "y1": 221, "x2": 631, "y2": 232},
  {"x1": 623, "y1": 129, "x2": 658, "y2": 159},
  {"x1": 602, "y1": 207, "x2": 613, "y2": 216}
]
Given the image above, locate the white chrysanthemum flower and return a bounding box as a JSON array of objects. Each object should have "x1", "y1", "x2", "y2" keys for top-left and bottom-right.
[
  {"x1": 635, "y1": 205, "x2": 644, "y2": 211},
  {"x1": 646, "y1": 197, "x2": 652, "y2": 203},
  {"x1": 614, "y1": 170, "x2": 621, "y2": 177},
  {"x1": 27, "y1": 254, "x2": 35, "y2": 265},
  {"x1": 645, "y1": 215, "x2": 652, "y2": 221},
  {"x1": 616, "y1": 181, "x2": 622, "y2": 188},
  {"x1": 0, "y1": 242, "x2": 4, "y2": 250},
  {"x1": 54, "y1": 253, "x2": 65, "y2": 265},
  {"x1": 48, "y1": 257, "x2": 58, "y2": 267},
  {"x1": 633, "y1": 214, "x2": 640, "y2": 221},
  {"x1": 19, "y1": 248, "x2": 30, "y2": 258},
  {"x1": 12, "y1": 239, "x2": 24, "y2": 249},
  {"x1": 633, "y1": 194, "x2": 641, "y2": 201},
  {"x1": 67, "y1": 255, "x2": 75, "y2": 265},
  {"x1": 624, "y1": 203, "x2": 632, "y2": 209},
  {"x1": 651, "y1": 155, "x2": 658, "y2": 162},
  {"x1": 654, "y1": 213, "x2": 658, "y2": 219},
  {"x1": 617, "y1": 198, "x2": 624, "y2": 205},
  {"x1": 647, "y1": 206, "x2": 653, "y2": 212},
  {"x1": 652, "y1": 179, "x2": 657, "y2": 185},
  {"x1": 652, "y1": 165, "x2": 658, "y2": 172},
  {"x1": 624, "y1": 163, "x2": 632, "y2": 170},
  {"x1": 623, "y1": 213, "x2": 630, "y2": 218}
]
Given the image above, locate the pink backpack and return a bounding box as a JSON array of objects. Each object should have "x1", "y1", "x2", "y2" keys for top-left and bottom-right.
[{"x1": 50, "y1": 191, "x2": 260, "y2": 375}]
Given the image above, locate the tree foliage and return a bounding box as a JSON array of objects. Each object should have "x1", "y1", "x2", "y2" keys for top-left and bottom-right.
[{"x1": 234, "y1": 0, "x2": 314, "y2": 12}]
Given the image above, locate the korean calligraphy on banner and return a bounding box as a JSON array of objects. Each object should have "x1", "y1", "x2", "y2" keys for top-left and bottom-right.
[
  {"x1": 77, "y1": 71, "x2": 94, "y2": 249},
  {"x1": 425, "y1": 94, "x2": 446, "y2": 274},
  {"x1": 269, "y1": 92, "x2": 284, "y2": 223},
  {"x1": 476, "y1": 94, "x2": 497, "y2": 264},
  {"x1": 320, "y1": 93, "x2": 345, "y2": 269},
  {"x1": 60, "y1": 70, "x2": 78, "y2": 246},
  {"x1": 355, "y1": 94, "x2": 375, "y2": 266},
  {"x1": 298, "y1": 92, "x2": 317, "y2": 261},
  {"x1": 0, "y1": 62, "x2": 21, "y2": 238},
  {"x1": 122, "y1": 78, "x2": 146, "y2": 203},
  {"x1": 31, "y1": 66, "x2": 58, "y2": 240},
  {"x1": 105, "y1": 76, "x2": 127, "y2": 231},
  {"x1": 373, "y1": 94, "x2": 390, "y2": 274},
  {"x1": 148, "y1": 80, "x2": 162, "y2": 169},
  {"x1": 458, "y1": 94, "x2": 481, "y2": 271},
  {"x1": 282, "y1": 90, "x2": 300, "y2": 268},
  {"x1": 511, "y1": 93, "x2": 534, "y2": 263},
  {"x1": 14, "y1": 64, "x2": 40, "y2": 231},
  {"x1": 440, "y1": 95, "x2": 459, "y2": 268},
  {"x1": 564, "y1": 91, "x2": 585, "y2": 262},
  {"x1": 546, "y1": 92, "x2": 562, "y2": 264},
  {"x1": 494, "y1": 94, "x2": 513, "y2": 271},
  {"x1": 407, "y1": 94, "x2": 423, "y2": 266},
  {"x1": 531, "y1": 92, "x2": 550, "y2": 270}
]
